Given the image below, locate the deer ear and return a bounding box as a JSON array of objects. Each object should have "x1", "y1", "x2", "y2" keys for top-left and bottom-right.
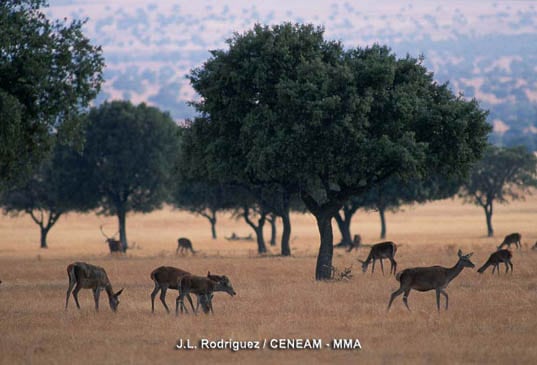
[
  {"x1": 466, "y1": 252, "x2": 474, "y2": 258},
  {"x1": 358, "y1": 260, "x2": 365, "y2": 264},
  {"x1": 457, "y1": 249, "x2": 462, "y2": 257},
  {"x1": 207, "y1": 271, "x2": 211, "y2": 276},
  {"x1": 115, "y1": 288, "x2": 124, "y2": 297}
]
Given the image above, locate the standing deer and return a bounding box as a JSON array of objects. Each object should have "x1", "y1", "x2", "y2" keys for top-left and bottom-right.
[
  {"x1": 478, "y1": 249, "x2": 513, "y2": 274},
  {"x1": 176, "y1": 237, "x2": 196, "y2": 255},
  {"x1": 65, "y1": 262, "x2": 124, "y2": 312},
  {"x1": 347, "y1": 234, "x2": 362, "y2": 252},
  {"x1": 359, "y1": 241, "x2": 397, "y2": 275},
  {"x1": 100, "y1": 225, "x2": 122, "y2": 253},
  {"x1": 498, "y1": 232, "x2": 521, "y2": 250},
  {"x1": 387, "y1": 250, "x2": 475, "y2": 311},
  {"x1": 176, "y1": 274, "x2": 236, "y2": 315},
  {"x1": 150, "y1": 267, "x2": 219, "y2": 313}
]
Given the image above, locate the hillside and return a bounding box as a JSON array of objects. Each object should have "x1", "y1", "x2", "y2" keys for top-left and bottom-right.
[{"x1": 47, "y1": 0, "x2": 537, "y2": 149}]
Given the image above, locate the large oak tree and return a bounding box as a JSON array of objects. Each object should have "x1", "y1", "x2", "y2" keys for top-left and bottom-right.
[{"x1": 186, "y1": 23, "x2": 490, "y2": 279}]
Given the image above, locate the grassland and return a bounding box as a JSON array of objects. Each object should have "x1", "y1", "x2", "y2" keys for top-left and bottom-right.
[{"x1": 1, "y1": 197, "x2": 537, "y2": 364}]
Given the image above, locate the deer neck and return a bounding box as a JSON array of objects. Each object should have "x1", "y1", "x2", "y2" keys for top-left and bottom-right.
[
  {"x1": 104, "y1": 283, "x2": 115, "y2": 298},
  {"x1": 446, "y1": 260, "x2": 465, "y2": 283}
]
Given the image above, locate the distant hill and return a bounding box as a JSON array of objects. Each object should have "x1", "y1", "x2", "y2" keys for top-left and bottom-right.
[{"x1": 47, "y1": 0, "x2": 537, "y2": 150}]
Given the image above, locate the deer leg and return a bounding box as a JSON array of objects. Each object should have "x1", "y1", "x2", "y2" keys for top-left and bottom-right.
[
  {"x1": 504, "y1": 262, "x2": 509, "y2": 274},
  {"x1": 380, "y1": 259, "x2": 385, "y2": 275},
  {"x1": 207, "y1": 294, "x2": 214, "y2": 314},
  {"x1": 387, "y1": 287, "x2": 404, "y2": 311},
  {"x1": 402, "y1": 289, "x2": 411, "y2": 311},
  {"x1": 440, "y1": 290, "x2": 448, "y2": 310},
  {"x1": 160, "y1": 287, "x2": 170, "y2": 313},
  {"x1": 509, "y1": 260, "x2": 513, "y2": 273},
  {"x1": 150, "y1": 283, "x2": 160, "y2": 313},
  {"x1": 492, "y1": 265, "x2": 496, "y2": 275},
  {"x1": 176, "y1": 292, "x2": 189, "y2": 316},
  {"x1": 186, "y1": 294, "x2": 196, "y2": 314},
  {"x1": 371, "y1": 260, "x2": 375, "y2": 274},
  {"x1": 72, "y1": 284, "x2": 82, "y2": 309},
  {"x1": 435, "y1": 289, "x2": 441, "y2": 312},
  {"x1": 93, "y1": 288, "x2": 100, "y2": 312},
  {"x1": 65, "y1": 280, "x2": 75, "y2": 310},
  {"x1": 390, "y1": 258, "x2": 397, "y2": 276}
]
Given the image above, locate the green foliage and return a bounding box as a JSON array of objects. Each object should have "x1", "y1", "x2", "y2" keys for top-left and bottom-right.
[
  {"x1": 186, "y1": 22, "x2": 491, "y2": 278},
  {"x1": 0, "y1": 0, "x2": 104, "y2": 185},
  {"x1": 84, "y1": 100, "x2": 180, "y2": 215}
]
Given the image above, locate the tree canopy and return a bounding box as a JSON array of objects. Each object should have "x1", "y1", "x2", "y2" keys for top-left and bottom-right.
[
  {"x1": 0, "y1": 0, "x2": 104, "y2": 187},
  {"x1": 186, "y1": 23, "x2": 490, "y2": 279},
  {"x1": 83, "y1": 101, "x2": 180, "y2": 250},
  {"x1": 459, "y1": 145, "x2": 537, "y2": 237}
]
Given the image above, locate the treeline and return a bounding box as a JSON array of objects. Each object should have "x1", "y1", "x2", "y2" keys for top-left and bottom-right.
[{"x1": 2, "y1": 2, "x2": 537, "y2": 280}]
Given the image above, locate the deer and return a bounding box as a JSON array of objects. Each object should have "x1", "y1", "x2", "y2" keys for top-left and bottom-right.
[
  {"x1": 347, "y1": 234, "x2": 362, "y2": 252},
  {"x1": 65, "y1": 262, "x2": 124, "y2": 312},
  {"x1": 100, "y1": 225, "x2": 122, "y2": 253},
  {"x1": 176, "y1": 274, "x2": 236, "y2": 315},
  {"x1": 150, "y1": 267, "x2": 220, "y2": 314},
  {"x1": 176, "y1": 237, "x2": 196, "y2": 255},
  {"x1": 358, "y1": 241, "x2": 397, "y2": 275},
  {"x1": 478, "y1": 249, "x2": 513, "y2": 274},
  {"x1": 498, "y1": 232, "x2": 521, "y2": 250},
  {"x1": 387, "y1": 250, "x2": 475, "y2": 312}
]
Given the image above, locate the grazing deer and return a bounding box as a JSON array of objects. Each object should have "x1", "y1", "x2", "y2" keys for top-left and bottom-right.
[
  {"x1": 176, "y1": 237, "x2": 196, "y2": 255},
  {"x1": 100, "y1": 225, "x2": 122, "y2": 253},
  {"x1": 498, "y1": 232, "x2": 521, "y2": 250},
  {"x1": 387, "y1": 250, "x2": 475, "y2": 312},
  {"x1": 347, "y1": 234, "x2": 362, "y2": 252},
  {"x1": 65, "y1": 262, "x2": 124, "y2": 312},
  {"x1": 359, "y1": 241, "x2": 397, "y2": 275},
  {"x1": 478, "y1": 249, "x2": 513, "y2": 274},
  {"x1": 176, "y1": 274, "x2": 236, "y2": 315}
]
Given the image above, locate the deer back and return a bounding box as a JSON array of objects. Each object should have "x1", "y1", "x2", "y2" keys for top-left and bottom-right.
[
  {"x1": 151, "y1": 266, "x2": 191, "y2": 290},
  {"x1": 68, "y1": 262, "x2": 111, "y2": 289},
  {"x1": 371, "y1": 241, "x2": 397, "y2": 259}
]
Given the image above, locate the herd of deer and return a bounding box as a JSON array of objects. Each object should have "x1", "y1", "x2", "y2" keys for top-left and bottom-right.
[
  {"x1": 354, "y1": 232, "x2": 529, "y2": 311},
  {"x1": 58, "y1": 232, "x2": 534, "y2": 314}
]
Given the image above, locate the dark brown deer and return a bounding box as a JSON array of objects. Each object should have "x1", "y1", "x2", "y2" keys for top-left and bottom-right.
[
  {"x1": 150, "y1": 267, "x2": 218, "y2": 313},
  {"x1": 359, "y1": 241, "x2": 397, "y2": 275},
  {"x1": 176, "y1": 274, "x2": 236, "y2": 315},
  {"x1": 176, "y1": 237, "x2": 196, "y2": 255},
  {"x1": 498, "y1": 232, "x2": 521, "y2": 250},
  {"x1": 347, "y1": 234, "x2": 362, "y2": 252},
  {"x1": 100, "y1": 225, "x2": 122, "y2": 253},
  {"x1": 478, "y1": 249, "x2": 513, "y2": 274},
  {"x1": 65, "y1": 262, "x2": 124, "y2": 312},
  {"x1": 387, "y1": 250, "x2": 475, "y2": 311}
]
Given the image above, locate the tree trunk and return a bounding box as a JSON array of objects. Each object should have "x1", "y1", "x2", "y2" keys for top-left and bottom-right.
[
  {"x1": 379, "y1": 207, "x2": 387, "y2": 239},
  {"x1": 280, "y1": 212, "x2": 291, "y2": 256},
  {"x1": 210, "y1": 217, "x2": 217, "y2": 240},
  {"x1": 40, "y1": 226, "x2": 50, "y2": 249},
  {"x1": 334, "y1": 212, "x2": 352, "y2": 247},
  {"x1": 484, "y1": 203, "x2": 494, "y2": 237},
  {"x1": 268, "y1": 214, "x2": 277, "y2": 246},
  {"x1": 117, "y1": 208, "x2": 128, "y2": 252},
  {"x1": 243, "y1": 207, "x2": 267, "y2": 254},
  {"x1": 315, "y1": 211, "x2": 335, "y2": 280}
]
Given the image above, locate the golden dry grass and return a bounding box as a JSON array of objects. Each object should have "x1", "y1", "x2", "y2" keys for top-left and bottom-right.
[{"x1": 1, "y1": 197, "x2": 537, "y2": 364}]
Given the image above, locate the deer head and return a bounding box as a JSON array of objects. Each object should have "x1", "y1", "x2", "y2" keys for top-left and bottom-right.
[
  {"x1": 109, "y1": 288, "x2": 124, "y2": 312},
  {"x1": 457, "y1": 249, "x2": 475, "y2": 268}
]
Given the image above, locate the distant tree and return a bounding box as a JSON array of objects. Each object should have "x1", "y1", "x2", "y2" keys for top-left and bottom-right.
[
  {"x1": 83, "y1": 101, "x2": 180, "y2": 251},
  {"x1": 459, "y1": 145, "x2": 537, "y2": 237},
  {"x1": 0, "y1": 0, "x2": 104, "y2": 188},
  {"x1": 0, "y1": 144, "x2": 97, "y2": 248},
  {"x1": 187, "y1": 23, "x2": 490, "y2": 279},
  {"x1": 170, "y1": 181, "x2": 235, "y2": 239}
]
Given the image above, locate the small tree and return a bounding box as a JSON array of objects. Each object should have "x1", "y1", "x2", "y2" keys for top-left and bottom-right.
[
  {"x1": 459, "y1": 145, "x2": 537, "y2": 237},
  {"x1": 1, "y1": 144, "x2": 97, "y2": 248},
  {"x1": 83, "y1": 101, "x2": 180, "y2": 251}
]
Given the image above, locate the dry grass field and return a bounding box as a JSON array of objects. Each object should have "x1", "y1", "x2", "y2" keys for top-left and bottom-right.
[{"x1": 1, "y1": 197, "x2": 537, "y2": 364}]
